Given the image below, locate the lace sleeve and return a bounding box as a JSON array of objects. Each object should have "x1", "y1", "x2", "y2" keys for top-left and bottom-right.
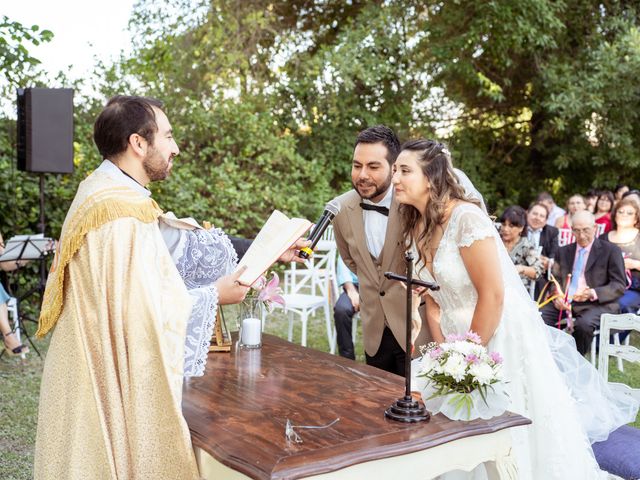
[
  {"x1": 176, "y1": 227, "x2": 238, "y2": 377},
  {"x1": 175, "y1": 227, "x2": 238, "y2": 289},
  {"x1": 183, "y1": 285, "x2": 218, "y2": 377},
  {"x1": 453, "y1": 205, "x2": 498, "y2": 248},
  {"x1": 159, "y1": 223, "x2": 238, "y2": 377}
]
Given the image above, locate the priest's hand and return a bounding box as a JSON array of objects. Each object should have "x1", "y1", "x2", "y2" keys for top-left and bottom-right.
[
  {"x1": 215, "y1": 267, "x2": 250, "y2": 305},
  {"x1": 278, "y1": 238, "x2": 312, "y2": 264}
]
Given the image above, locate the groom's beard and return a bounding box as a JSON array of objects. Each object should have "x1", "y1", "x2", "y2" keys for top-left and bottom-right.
[{"x1": 353, "y1": 175, "x2": 392, "y2": 200}]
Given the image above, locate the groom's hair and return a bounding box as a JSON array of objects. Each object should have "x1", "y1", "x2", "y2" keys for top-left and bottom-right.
[
  {"x1": 94, "y1": 95, "x2": 164, "y2": 160},
  {"x1": 355, "y1": 125, "x2": 400, "y2": 165}
]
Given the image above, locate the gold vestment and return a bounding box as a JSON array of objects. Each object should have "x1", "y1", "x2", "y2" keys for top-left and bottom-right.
[{"x1": 34, "y1": 170, "x2": 200, "y2": 479}]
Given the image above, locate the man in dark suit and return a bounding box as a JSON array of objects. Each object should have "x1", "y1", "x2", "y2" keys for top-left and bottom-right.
[
  {"x1": 527, "y1": 202, "x2": 559, "y2": 300},
  {"x1": 540, "y1": 211, "x2": 626, "y2": 355}
]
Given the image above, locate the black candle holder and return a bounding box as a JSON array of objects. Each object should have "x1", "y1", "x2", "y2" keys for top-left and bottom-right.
[{"x1": 383, "y1": 251, "x2": 439, "y2": 423}]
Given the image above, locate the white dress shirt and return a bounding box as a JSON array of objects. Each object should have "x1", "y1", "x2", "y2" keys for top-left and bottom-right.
[
  {"x1": 547, "y1": 205, "x2": 566, "y2": 227},
  {"x1": 362, "y1": 187, "x2": 393, "y2": 259},
  {"x1": 528, "y1": 227, "x2": 542, "y2": 249}
]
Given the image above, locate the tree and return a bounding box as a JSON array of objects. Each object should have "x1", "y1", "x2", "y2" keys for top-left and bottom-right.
[{"x1": 410, "y1": 1, "x2": 640, "y2": 209}]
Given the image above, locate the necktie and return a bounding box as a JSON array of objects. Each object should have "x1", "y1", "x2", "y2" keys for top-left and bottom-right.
[
  {"x1": 360, "y1": 202, "x2": 389, "y2": 216},
  {"x1": 568, "y1": 248, "x2": 586, "y2": 299}
]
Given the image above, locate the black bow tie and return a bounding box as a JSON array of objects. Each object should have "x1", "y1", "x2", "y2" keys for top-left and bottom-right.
[{"x1": 360, "y1": 202, "x2": 390, "y2": 216}]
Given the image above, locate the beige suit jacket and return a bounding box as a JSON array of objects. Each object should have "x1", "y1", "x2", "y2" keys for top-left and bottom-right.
[{"x1": 332, "y1": 190, "x2": 430, "y2": 357}]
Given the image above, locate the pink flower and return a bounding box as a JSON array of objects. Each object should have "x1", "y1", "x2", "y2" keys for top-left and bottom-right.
[
  {"x1": 257, "y1": 272, "x2": 285, "y2": 308},
  {"x1": 489, "y1": 351, "x2": 503, "y2": 364},
  {"x1": 429, "y1": 347, "x2": 443, "y2": 359},
  {"x1": 465, "y1": 331, "x2": 482, "y2": 344},
  {"x1": 252, "y1": 275, "x2": 267, "y2": 290},
  {"x1": 444, "y1": 333, "x2": 464, "y2": 343},
  {"x1": 466, "y1": 353, "x2": 479, "y2": 364}
]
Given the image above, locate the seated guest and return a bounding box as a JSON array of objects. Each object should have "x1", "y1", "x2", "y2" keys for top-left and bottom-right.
[
  {"x1": 0, "y1": 233, "x2": 28, "y2": 355},
  {"x1": 622, "y1": 189, "x2": 640, "y2": 204},
  {"x1": 527, "y1": 202, "x2": 559, "y2": 300},
  {"x1": 333, "y1": 255, "x2": 359, "y2": 360},
  {"x1": 499, "y1": 206, "x2": 543, "y2": 291},
  {"x1": 614, "y1": 184, "x2": 630, "y2": 201},
  {"x1": 594, "y1": 190, "x2": 614, "y2": 234},
  {"x1": 537, "y1": 191, "x2": 565, "y2": 227},
  {"x1": 555, "y1": 194, "x2": 587, "y2": 229},
  {"x1": 602, "y1": 196, "x2": 640, "y2": 314},
  {"x1": 585, "y1": 189, "x2": 599, "y2": 214},
  {"x1": 540, "y1": 211, "x2": 627, "y2": 355},
  {"x1": 0, "y1": 282, "x2": 28, "y2": 355}
]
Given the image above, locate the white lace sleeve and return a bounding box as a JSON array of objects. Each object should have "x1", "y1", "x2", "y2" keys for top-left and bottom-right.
[
  {"x1": 180, "y1": 227, "x2": 238, "y2": 377},
  {"x1": 453, "y1": 205, "x2": 498, "y2": 248},
  {"x1": 160, "y1": 223, "x2": 239, "y2": 377}
]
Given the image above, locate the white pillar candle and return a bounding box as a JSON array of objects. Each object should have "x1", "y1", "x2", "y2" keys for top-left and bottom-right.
[{"x1": 241, "y1": 317, "x2": 261, "y2": 347}]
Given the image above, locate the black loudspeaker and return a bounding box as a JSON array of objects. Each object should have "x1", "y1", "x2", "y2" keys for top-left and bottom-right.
[{"x1": 17, "y1": 87, "x2": 74, "y2": 174}]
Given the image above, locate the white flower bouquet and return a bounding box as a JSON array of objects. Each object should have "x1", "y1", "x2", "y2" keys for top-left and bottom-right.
[{"x1": 413, "y1": 331, "x2": 509, "y2": 421}]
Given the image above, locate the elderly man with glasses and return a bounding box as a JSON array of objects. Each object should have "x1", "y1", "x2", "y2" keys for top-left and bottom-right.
[{"x1": 539, "y1": 210, "x2": 627, "y2": 355}]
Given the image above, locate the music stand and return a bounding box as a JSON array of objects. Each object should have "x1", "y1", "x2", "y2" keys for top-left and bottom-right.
[{"x1": 0, "y1": 234, "x2": 54, "y2": 358}]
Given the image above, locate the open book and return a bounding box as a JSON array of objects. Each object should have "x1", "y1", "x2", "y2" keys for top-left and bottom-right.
[{"x1": 235, "y1": 210, "x2": 312, "y2": 286}]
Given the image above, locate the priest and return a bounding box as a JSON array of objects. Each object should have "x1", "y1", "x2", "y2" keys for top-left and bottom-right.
[{"x1": 33, "y1": 96, "x2": 303, "y2": 479}]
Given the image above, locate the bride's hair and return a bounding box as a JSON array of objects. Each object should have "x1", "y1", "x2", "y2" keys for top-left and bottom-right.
[{"x1": 399, "y1": 139, "x2": 479, "y2": 269}]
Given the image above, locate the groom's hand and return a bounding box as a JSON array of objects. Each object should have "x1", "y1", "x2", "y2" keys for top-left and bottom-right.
[{"x1": 278, "y1": 238, "x2": 312, "y2": 264}]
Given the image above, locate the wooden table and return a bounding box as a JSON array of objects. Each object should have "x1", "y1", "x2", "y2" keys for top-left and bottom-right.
[{"x1": 182, "y1": 334, "x2": 530, "y2": 479}]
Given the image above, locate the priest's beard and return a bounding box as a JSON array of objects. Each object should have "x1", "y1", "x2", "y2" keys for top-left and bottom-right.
[
  {"x1": 353, "y1": 174, "x2": 392, "y2": 201},
  {"x1": 143, "y1": 147, "x2": 173, "y2": 182}
]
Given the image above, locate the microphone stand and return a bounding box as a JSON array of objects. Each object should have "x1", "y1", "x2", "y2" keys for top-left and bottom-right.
[{"x1": 383, "y1": 250, "x2": 439, "y2": 423}]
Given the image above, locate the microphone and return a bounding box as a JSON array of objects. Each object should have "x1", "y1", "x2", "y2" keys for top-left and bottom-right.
[{"x1": 298, "y1": 200, "x2": 341, "y2": 259}]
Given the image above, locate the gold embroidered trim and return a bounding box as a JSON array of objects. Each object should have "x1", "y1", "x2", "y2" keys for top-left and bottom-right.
[{"x1": 36, "y1": 193, "x2": 162, "y2": 337}]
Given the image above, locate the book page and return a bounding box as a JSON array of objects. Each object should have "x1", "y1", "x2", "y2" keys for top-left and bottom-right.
[{"x1": 235, "y1": 210, "x2": 311, "y2": 286}]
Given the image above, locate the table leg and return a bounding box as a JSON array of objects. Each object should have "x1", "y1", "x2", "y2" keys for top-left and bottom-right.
[{"x1": 485, "y1": 447, "x2": 518, "y2": 480}]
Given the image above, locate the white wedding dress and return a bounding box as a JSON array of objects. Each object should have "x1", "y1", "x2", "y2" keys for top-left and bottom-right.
[{"x1": 411, "y1": 203, "x2": 638, "y2": 480}]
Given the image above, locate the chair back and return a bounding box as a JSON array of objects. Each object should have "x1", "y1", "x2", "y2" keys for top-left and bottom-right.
[
  {"x1": 597, "y1": 313, "x2": 640, "y2": 402},
  {"x1": 558, "y1": 228, "x2": 575, "y2": 247},
  {"x1": 284, "y1": 243, "x2": 337, "y2": 300},
  {"x1": 595, "y1": 222, "x2": 606, "y2": 237}
]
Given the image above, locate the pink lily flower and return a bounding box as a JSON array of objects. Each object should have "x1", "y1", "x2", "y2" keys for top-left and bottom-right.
[{"x1": 257, "y1": 272, "x2": 285, "y2": 311}]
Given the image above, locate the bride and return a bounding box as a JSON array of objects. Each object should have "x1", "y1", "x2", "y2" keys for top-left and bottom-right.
[{"x1": 393, "y1": 139, "x2": 638, "y2": 479}]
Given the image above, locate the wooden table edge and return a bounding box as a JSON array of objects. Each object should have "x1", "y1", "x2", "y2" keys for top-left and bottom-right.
[{"x1": 190, "y1": 413, "x2": 531, "y2": 479}]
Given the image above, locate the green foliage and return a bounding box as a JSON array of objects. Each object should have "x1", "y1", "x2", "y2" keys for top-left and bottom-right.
[
  {"x1": 416, "y1": 1, "x2": 640, "y2": 206},
  {"x1": 2, "y1": 1, "x2": 640, "y2": 239},
  {"x1": 0, "y1": 16, "x2": 53, "y2": 85}
]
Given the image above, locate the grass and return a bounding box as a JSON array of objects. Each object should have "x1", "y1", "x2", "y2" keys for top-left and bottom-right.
[{"x1": 1, "y1": 311, "x2": 638, "y2": 480}]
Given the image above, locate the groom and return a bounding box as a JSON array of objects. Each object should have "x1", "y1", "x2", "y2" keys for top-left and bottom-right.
[{"x1": 331, "y1": 125, "x2": 430, "y2": 375}]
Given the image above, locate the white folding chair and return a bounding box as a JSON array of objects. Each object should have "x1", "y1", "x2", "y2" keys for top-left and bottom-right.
[
  {"x1": 7, "y1": 297, "x2": 19, "y2": 340},
  {"x1": 597, "y1": 313, "x2": 640, "y2": 402},
  {"x1": 4, "y1": 297, "x2": 26, "y2": 359},
  {"x1": 590, "y1": 328, "x2": 627, "y2": 371},
  {"x1": 558, "y1": 228, "x2": 575, "y2": 247},
  {"x1": 279, "y1": 242, "x2": 337, "y2": 352}
]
